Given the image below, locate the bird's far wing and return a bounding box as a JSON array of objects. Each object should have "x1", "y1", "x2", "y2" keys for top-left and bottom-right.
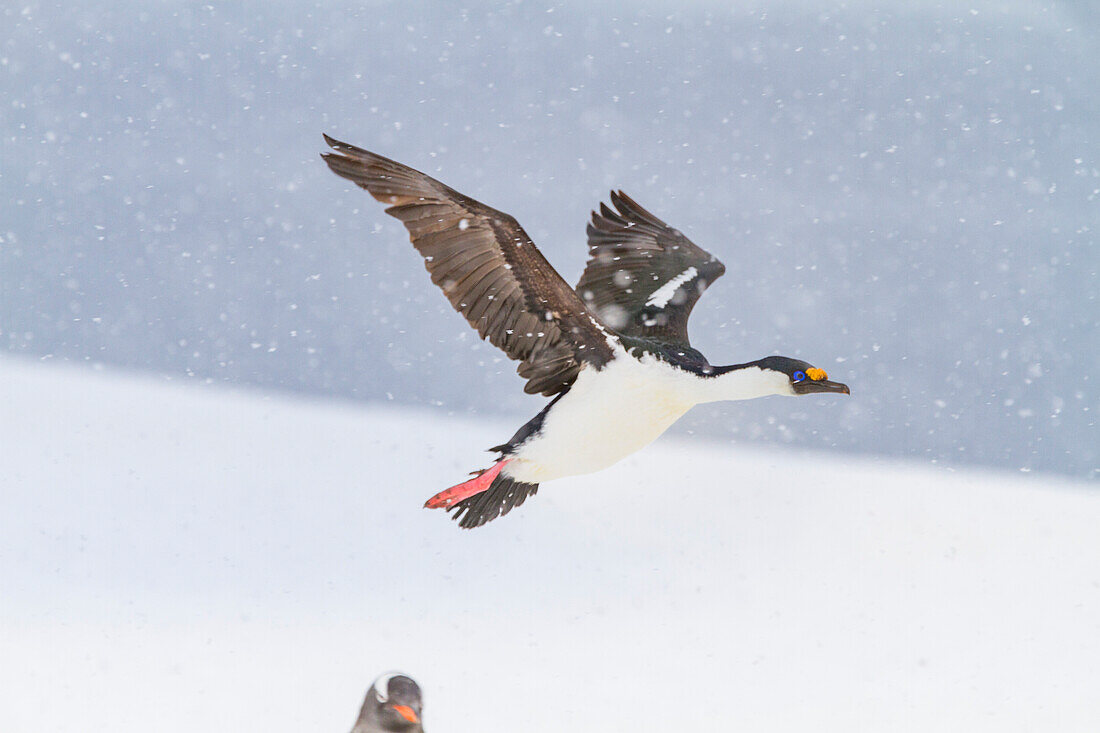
[
  {"x1": 576, "y1": 191, "x2": 726, "y2": 347},
  {"x1": 322, "y1": 136, "x2": 614, "y2": 396}
]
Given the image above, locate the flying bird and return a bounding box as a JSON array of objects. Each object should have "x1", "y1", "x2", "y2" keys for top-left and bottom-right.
[
  {"x1": 351, "y1": 672, "x2": 424, "y2": 733},
  {"x1": 322, "y1": 135, "x2": 849, "y2": 529}
]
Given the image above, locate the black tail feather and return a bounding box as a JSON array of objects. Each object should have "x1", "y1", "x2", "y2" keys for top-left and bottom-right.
[{"x1": 449, "y1": 475, "x2": 539, "y2": 529}]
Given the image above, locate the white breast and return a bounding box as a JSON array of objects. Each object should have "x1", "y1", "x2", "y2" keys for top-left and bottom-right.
[{"x1": 503, "y1": 354, "x2": 701, "y2": 483}]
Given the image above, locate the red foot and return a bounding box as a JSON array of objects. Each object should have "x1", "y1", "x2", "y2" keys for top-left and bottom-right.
[{"x1": 425, "y1": 460, "x2": 511, "y2": 509}]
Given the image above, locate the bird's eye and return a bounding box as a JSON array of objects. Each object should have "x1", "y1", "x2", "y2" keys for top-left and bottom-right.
[{"x1": 792, "y1": 370, "x2": 806, "y2": 382}]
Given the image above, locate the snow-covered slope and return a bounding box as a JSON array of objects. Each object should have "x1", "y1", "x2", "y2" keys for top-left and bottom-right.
[{"x1": 1, "y1": 358, "x2": 1097, "y2": 732}]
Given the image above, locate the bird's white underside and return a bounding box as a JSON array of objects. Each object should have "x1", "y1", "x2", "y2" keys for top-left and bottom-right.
[{"x1": 504, "y1": 350, "x2": 792, "y2": 483}]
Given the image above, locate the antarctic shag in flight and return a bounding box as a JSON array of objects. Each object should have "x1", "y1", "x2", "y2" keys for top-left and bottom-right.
[{"x1": 322, "y1": 135, "x2": 850, "y2": 529}]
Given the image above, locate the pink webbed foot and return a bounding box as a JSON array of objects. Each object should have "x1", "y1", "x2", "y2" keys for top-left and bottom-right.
[{"x1": 424, "y1": 459, "x2": 511, "y2": 509}]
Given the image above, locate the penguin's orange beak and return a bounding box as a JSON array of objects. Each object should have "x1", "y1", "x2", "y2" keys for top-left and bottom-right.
[{"x1": 392, "y1": 704, "x2": 419, "y2": 723}]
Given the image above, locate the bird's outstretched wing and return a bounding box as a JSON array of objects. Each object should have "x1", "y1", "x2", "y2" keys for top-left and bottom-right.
[
  {"x1": 577, "y1": 191, "x2": 725, "y2": 347},
  {"x1": 321, "y1": 136, "x2": 614, "y2": 395}
]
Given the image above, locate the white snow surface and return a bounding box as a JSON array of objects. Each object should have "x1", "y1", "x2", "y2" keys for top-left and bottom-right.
[{"x1": 2, "y1": 358, "x2": 1098, "y2": 732}]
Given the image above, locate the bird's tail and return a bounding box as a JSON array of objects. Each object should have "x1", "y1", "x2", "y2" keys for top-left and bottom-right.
[{"x1": 424, "y1": 459, "x2": 539, "y2": 529}]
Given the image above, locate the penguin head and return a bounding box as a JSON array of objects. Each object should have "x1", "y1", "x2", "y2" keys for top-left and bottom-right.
[{"x1": 360, "y1": 672, "x2": 423, "y2": 732}]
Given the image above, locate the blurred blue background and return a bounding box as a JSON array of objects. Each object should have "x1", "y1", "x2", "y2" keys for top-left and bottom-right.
[{"x1": 2, "y1": 0, "x2": 1096, "y2": 478}]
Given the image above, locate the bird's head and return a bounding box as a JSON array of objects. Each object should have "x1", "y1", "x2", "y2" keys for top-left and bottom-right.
[
  {"x1": 363, "y1": 672, "x2": 423, "y2": 731},
  {"x1": 756, "y1": 356, "x2": 851, "y2": 397}
]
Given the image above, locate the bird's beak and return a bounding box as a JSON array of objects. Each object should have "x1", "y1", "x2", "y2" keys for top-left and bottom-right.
[
  {"x1": 392, "y1": 705, "x2": 419, "y2": 724},
  {"x1": 794, "y1": 379, "x2": 850, "y2": 395}
]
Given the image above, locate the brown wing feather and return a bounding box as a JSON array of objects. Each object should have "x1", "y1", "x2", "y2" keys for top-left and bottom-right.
[{"x1": 321, "y1": 135, "x2": 613, "y2": 395}]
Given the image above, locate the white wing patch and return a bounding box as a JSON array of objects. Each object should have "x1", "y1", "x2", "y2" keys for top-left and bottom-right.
[{"x1": 645, "y1": 266, "x2": 698, "y2": 309}]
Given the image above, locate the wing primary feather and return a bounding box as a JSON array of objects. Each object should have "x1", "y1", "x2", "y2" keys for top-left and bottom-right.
[
  {"x1": 575, "y1": 190, "x2": 726, "y2": 347},
  {"x1": 322, "y1": 136, "x2": 614, "y2": 395}
]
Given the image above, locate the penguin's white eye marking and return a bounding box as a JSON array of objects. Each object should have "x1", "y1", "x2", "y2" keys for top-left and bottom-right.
[
  {"x1": 646, "y1": 266, "x2": 698, "y2": 309},
  {"x1": 372, "y1": 671, "x2": 402, "y2": 703}
]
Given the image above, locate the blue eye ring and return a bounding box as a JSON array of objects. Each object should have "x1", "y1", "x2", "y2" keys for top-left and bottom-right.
[{"x1": 792, "y1": 370, "x2": 806, "y2": 382}]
